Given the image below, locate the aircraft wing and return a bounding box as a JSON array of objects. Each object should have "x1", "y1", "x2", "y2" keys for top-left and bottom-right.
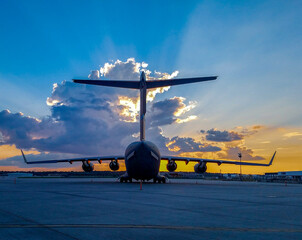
[
  {"x1": 161, "y1": 151, "x2": 276, "y2": 166},
  {"x1": 21, "y1": 150, "x2": 124, "y2": 164}
]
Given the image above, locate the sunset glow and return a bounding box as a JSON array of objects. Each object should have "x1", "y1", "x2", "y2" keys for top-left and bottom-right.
[{"x1": 0, "y1": 1, "x2": 301, "y2": 174}]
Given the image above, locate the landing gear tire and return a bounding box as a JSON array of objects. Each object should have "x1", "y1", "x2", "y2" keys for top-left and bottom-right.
[
  {"x1": 153, "y1": 175, "x2": 166, "y2": 184},
  {"x1": 120, "y1": 176, "x2": 132, "y2": 183}
]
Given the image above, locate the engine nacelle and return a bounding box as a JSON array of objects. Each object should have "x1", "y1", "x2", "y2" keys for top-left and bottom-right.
[
  {"x1": 166, "y1": 160, "x2": 177, "y2": 172},
  {"x1": 194, "y1": 162, "x2": 207, "y2": 173},
  {"x1": 109, "y1": 160, "x2": 119, "y2": 171},
  {"x1": 82, "y1": 161, "x2": 94, "y2": 172}
]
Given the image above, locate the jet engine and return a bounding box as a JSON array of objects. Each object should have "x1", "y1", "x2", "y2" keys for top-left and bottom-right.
[
  {"x1": 166, "y1": 160, "x2": 177, "y2": 172},
  {"x1": 82, "y1": 161, "x2": 94, "y2": 172},
  {"x1": 109, "y1": 160, "x2": 119, "y2": 171},
  {"x1": 194, "y1": 162, "x2": 207, "y2": 173}
]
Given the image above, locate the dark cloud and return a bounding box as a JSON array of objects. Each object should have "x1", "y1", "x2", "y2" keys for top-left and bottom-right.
[
  {"x1": 146, "y1": 126, "x2": 170, "y2": 155},
  {"x1": 203, "y1": 128, "x2": 243, "y2": 142},
  {"x1": 149, "y1": 98, "x2": 180, "y2": 126},
  {"x1": 149, "y1": 97, "x2": 196, "y2": 127},
  {"x1": 166, "y1": 136, "x2": 221, "y2": 153},
  {"x1": 0, "y1": 110, "x2": 64, "y2": 150},
  {"x1": 199, "y1": 144, "x2": 222, "y2": 152},
  {"x1": 170, "y1": 137, "x2": 201, "y2": 152},
  {"x1": 0, "y1": 102, "x2": 137, "y2": 156},
  {"x1": 218, "y1": 146, "x2": 265, "y2": 161}
]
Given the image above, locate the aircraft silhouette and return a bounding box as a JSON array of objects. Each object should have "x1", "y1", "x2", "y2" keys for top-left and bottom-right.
[{"x1": 21, "y1": 72, "x2": 276, "y2": 183}]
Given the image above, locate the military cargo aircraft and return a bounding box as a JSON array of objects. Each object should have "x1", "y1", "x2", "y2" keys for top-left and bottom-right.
[{"x1": 21, "y1": 72, "x2": 276, "y2": 183}]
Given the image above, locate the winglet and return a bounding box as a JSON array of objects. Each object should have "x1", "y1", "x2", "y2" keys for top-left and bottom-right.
[
  {"x1": 268, "y1": 151, "x2": 277, "y2": 166},
  {"x1": 21, "y1": 150, "x2": 28, "y2": 164}
]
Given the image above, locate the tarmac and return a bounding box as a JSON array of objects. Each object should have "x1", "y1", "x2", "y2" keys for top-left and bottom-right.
[{"x1": 0, "y1": 177, "x2": 301, "y2": 240}]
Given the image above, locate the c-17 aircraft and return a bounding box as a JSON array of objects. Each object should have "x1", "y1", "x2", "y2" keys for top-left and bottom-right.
[{"x1": 21, "y1": 72, "x2": 276, "y2": 183}]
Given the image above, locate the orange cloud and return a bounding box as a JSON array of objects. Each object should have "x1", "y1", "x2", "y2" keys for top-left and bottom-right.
[{"x1": 0, "y1": 144, "x2": 39, "y2": 160}]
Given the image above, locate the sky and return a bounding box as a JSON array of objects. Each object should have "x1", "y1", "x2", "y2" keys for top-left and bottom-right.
[{"x1": 0, "y1": 0, "x2": 301, "y2": 174}]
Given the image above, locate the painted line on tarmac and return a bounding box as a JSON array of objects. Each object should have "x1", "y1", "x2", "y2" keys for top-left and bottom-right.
[{"x1": 0, "y1": 224, "x2": 301, "y2": 233}]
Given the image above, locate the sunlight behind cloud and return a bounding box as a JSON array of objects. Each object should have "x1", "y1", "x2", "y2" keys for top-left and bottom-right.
[
  {"x1": 117, "y1": 96, "x2": 140, "y2": 122},
  {"x1": 175, "y1": 115, "x2": 197, "y2": 123},
  {"x1": 173, "y1": 97, "x2": 196, "y2": 117}
]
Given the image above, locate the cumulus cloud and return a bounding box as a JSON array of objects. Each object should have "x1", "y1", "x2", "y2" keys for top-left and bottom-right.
[
  {"x1": 96, "y1": 58, "x2": 180, "y2": 122},
  {"x1": 100, "y1": 58, "x2": 140, "y2": 80},
  {"x1": 88, "y1": 70, "x2": 100, "y2": 80},
  {"x1": 0, "y1": 110, "x2": 64, "y2": 150},
  {"x1": 98, "y1": 58, "x2": 178, "y2": 102},
  {"x1": 0, "y1": 103, "x2": 136, "y2": 156},
  {"x1": 0, "y1": 58, "x2": 198, "y2": 162},
  {"x1": 202, "y1": 128, "x2": 243, "y2": 142}
]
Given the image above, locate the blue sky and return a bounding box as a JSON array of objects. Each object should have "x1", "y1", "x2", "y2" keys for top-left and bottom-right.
[
  {"x1": 0, "y1": 0, "x2": 199, "y2": 116},
  {"x1": 0, "y1": 0, "x2": 301, "y2": 172},
  {"x1": 1, "y1": 0, "x2": 301, "y2": 122}
]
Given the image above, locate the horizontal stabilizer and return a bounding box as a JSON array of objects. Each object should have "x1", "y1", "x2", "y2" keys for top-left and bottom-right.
[
  {"x1": 146, "y1": 76, "x2": 217, "y2": 89},
  {"x1": 73, "y1": 79, "x2": 140, "y2": 89},
  {"x1": 73, "y1": 76, "x2": 217, "y2": 90}
]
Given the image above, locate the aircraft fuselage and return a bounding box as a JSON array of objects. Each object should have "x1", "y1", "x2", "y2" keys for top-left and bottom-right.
[{"x1": 125, "y1": 141, "x2": 161, "y2": 180}]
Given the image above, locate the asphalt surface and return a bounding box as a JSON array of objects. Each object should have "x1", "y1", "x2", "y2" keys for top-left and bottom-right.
[{"x1": 0, "y1": 177, "x2": 301, "y2": 240}]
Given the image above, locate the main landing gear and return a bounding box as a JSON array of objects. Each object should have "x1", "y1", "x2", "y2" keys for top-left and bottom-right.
[
  {"x1": 119, "y1": 174, "x2": 167, "y2": 183},
  {"x1": 153, "y1": 175, "x2": 166, "y2": 183},
  {"x1": 119, "y1": 174, "x2": 132, "y2": 183}
]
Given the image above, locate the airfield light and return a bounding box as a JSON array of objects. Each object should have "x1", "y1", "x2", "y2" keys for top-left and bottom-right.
[{"x1": 238, "y1": 153, "x2": 242, "y2": 181}]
